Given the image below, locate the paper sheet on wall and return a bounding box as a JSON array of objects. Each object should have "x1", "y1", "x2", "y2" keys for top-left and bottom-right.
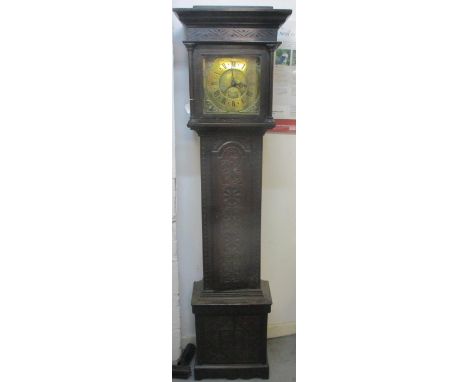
[{"x1": 271, "y1": 21, "x2": 296, "y2": 133}]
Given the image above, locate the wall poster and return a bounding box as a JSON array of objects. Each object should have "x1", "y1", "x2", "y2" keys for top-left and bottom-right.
[{"x1": 271, "y1": 21, "x2": 296, "y2": 133}]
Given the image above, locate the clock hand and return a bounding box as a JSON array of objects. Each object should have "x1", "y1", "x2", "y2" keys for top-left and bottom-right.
[{"x1": 231, "y1": 69, "x2": 236, "y2": 87}]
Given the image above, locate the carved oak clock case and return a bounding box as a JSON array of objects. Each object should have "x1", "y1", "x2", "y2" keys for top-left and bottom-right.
[{"x1": 173, "y1": 6, "x2": 292, "y2": 380}]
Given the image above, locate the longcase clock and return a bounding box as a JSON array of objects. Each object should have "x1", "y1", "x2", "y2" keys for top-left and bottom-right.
[{"x1": 173, "y1": 6, "x2": 292, "y2": 380}]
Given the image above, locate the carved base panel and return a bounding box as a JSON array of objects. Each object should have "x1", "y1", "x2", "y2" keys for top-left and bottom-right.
[{"x1": 192, "y1": 280, "x2": 272, "y2": 380}]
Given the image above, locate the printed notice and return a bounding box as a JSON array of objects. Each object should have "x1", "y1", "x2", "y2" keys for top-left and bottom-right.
[{"x1": 271, "y1": 21, "x2": 296, "y2": 133}]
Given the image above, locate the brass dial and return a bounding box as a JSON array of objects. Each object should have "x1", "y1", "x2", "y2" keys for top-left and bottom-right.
[{"x1": 203, "y1": 56, "x2": 260, "y2": 114}]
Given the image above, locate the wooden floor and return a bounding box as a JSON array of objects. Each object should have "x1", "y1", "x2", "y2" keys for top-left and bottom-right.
[{"x1": 173, "y1": 335, "x2": 296, "y2": 382}]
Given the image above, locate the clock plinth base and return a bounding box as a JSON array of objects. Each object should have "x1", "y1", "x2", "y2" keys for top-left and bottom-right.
[
  {"x1": 194, "y1": 361, "x2": 269, "y2": 380},
  {"x1": 192, "y1": 280, "x2": 272, "y2": 380}
]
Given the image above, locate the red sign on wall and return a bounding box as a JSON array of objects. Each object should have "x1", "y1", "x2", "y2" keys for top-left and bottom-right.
[{"x1": 270, "y1": 119, "x2": 296, "y2": 133}]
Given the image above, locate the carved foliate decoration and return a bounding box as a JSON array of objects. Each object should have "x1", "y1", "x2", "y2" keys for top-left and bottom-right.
[
  {"x1": 196, "y1": 314, "x2": 266, "y2": 364},
  {"x1": 199, "y1": 134, "x2": 262, "y2": 290},
  {"x1": 187, "y1": 27, "x2": 277, "y2": 42},
  {"x1": 216, "y1": 141, "x2": 248, "y2": 289}
]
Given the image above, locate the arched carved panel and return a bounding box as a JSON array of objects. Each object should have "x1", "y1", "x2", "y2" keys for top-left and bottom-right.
[{"x1": 200, "y1": 134, "x2": 262, "y2": 290}]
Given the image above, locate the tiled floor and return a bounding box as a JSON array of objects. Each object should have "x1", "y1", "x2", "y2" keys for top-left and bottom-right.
[{"x1": 173, "y1": 335, "x2": 296, "y2": 382}]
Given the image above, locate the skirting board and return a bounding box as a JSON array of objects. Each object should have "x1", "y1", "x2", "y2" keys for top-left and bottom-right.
[
  {"x1": 267, "y1": 321, "x2": 296, "y2": 339},
  {"x1": 180, "y1": 321, "x2": 296, "y2": 348}
]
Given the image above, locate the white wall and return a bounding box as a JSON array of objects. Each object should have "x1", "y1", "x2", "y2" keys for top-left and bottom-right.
[
  {"x1": 172, "y1": 101, "x2": 181, "y2": 360},
  {"x1": 172, "y1": 0, "x2": 296, "y2": 344},
  {"x1": 262, "y1": 133, "x2": 296, "y2": 337}
]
